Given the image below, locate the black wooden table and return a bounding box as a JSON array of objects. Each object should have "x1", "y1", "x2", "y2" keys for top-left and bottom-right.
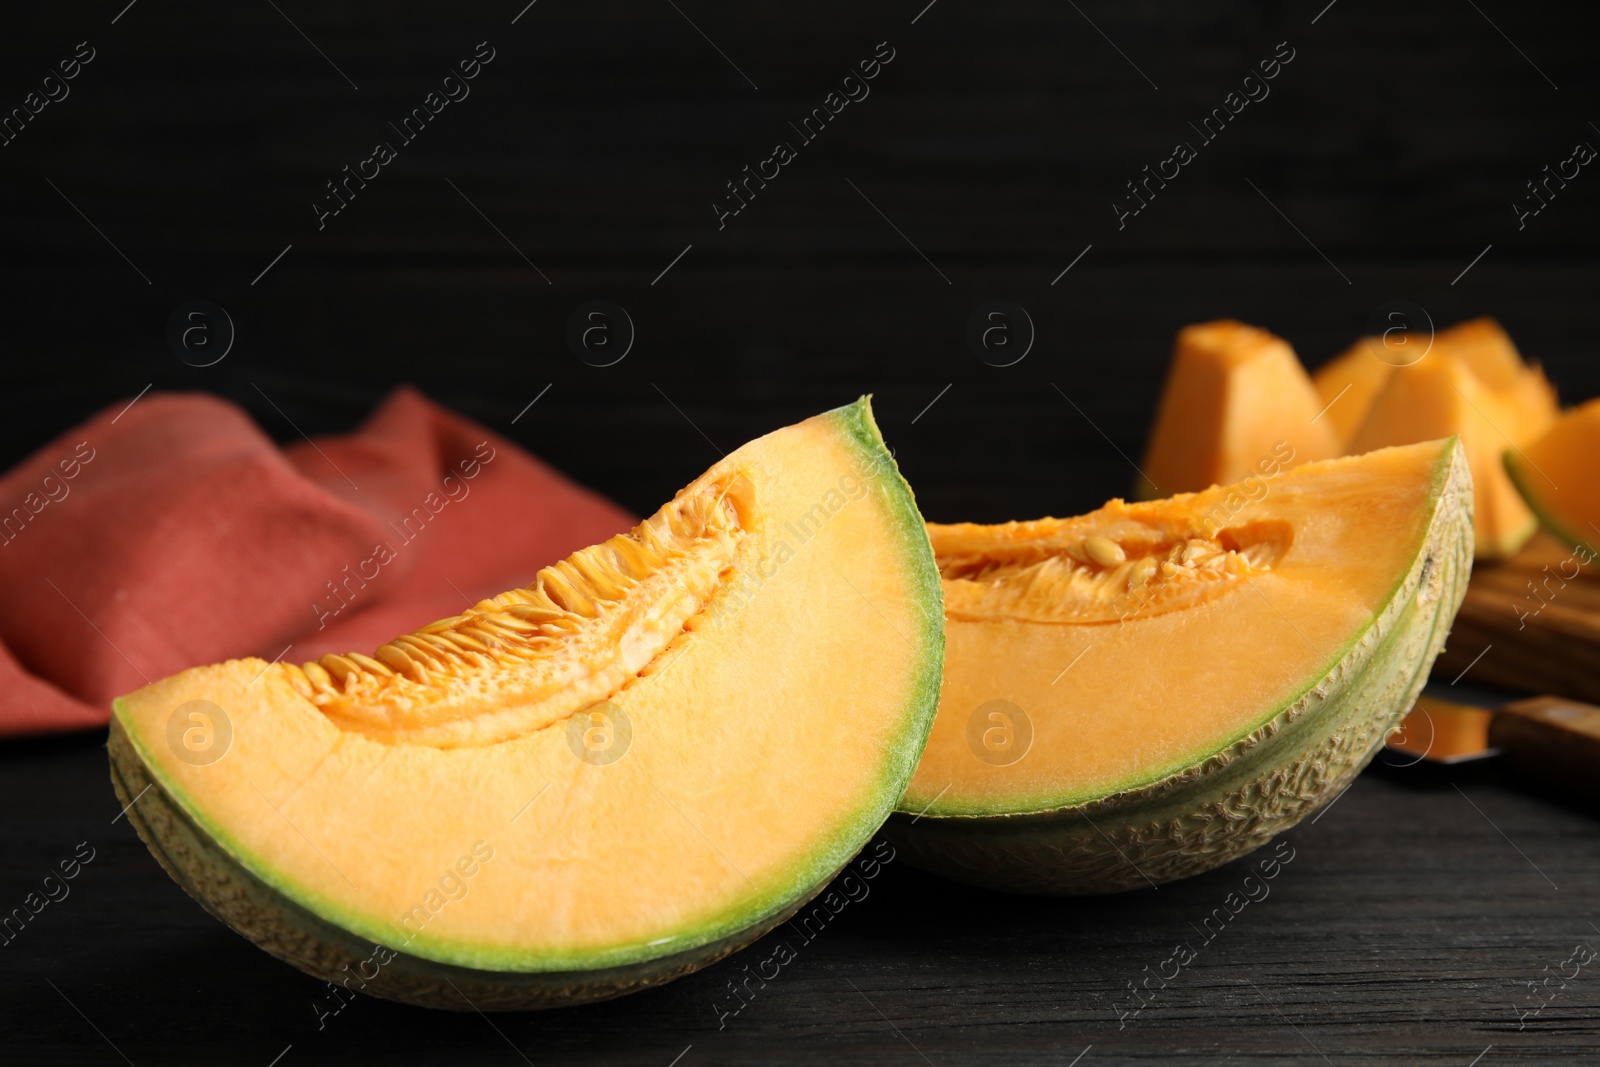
[
  {"x1": 4, "y1": 0, "x2": 1599, "y2": 1062},
  {"x1": 3, "y1": 710, "x2": 1598, "y2": 1065}
]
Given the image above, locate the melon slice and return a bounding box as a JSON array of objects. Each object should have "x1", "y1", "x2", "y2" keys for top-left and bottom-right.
[
  {"x1": 890, "y1": 439, "x2": 1472, "y2": 895},
  {"x1": 1347, "y1": 356, "x2": 1540, "y2": 559},
  {"x1": 1137, "y1": 320, "x2": 1339, "y2": 499},
  {"x1": 1312, "y1": 317, "x2": 1558, "y2": 456},
  {"x1": 1505, "y1": 398, "x2": 1600, "y2": 551},
  {"x1": 1311, "y1": 337, "x2": 1409, "y2": 446},
  {"x1": 108, "y1": 399, "x2": 943, "y2": 1009},
  {"x1": 1316, "y1": 317, "x2": 1555, "y2": 558},
  {"x1": 1438, "y1": 318, "x2": 1558, "y2": 430}
]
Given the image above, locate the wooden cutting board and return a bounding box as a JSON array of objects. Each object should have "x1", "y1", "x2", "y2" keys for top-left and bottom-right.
[{"x1": 1433, "y1": 532, "x2": 1600, "y2": 702}]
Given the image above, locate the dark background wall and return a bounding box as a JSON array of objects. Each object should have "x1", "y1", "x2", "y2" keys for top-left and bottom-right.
[{"x1": 2, "y1": 0, "x2": 1595, "y2": 524}]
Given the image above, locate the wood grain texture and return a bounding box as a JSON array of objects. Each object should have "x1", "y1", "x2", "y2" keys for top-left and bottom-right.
[
  {"x1": 1434, "y1": 534, "x2": 1600, "y2": 702},
  {"x1": 1490, "y1": 696, "x2": 1600, "y2": 808},
  {"x1": 4, "y1": 731, "x2": 1600, "y2": 1064},
  {"x1": 2, "y1": 0, "x2": 1598, "y2": 1061}
]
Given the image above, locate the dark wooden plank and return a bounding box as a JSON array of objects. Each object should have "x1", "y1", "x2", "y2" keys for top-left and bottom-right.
[
  {"x1": 1437, "y1": 535, "x2": 1600, "y2": 703},
  {"x1": 2, "y1": 733, "x2": 1597, "y2": 1064}
]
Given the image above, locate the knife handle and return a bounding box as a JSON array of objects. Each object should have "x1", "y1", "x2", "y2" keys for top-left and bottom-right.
[{"x1": 1488, "y1": 696, "x2": 1600, "y2": 808}]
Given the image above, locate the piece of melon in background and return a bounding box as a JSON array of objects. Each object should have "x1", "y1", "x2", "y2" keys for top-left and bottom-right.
[
  {"x1": 1347, "y1": 355, "x2": 1539, "y2": 559},
  {"x1": 1311, "y1": 317, "x2": 1557, "y2": 454},
  {"x1": 1505, "y1": 398, "x2": 1600, "y2": 552},
  {"x1": 108, "y1": 399, "x2": 944, "y2": 1010},
  {"x1": 1441, "y1": 318, "x2": 1559, "y2": 431},
  {"x1": 1310, "y1": 336, "x2": 1409, "y2": 446},
  {"x1": 1430, "y1": 319, "x2": 1558, "y2": 460},
  {"x1": 1137, "y1": 320, "x2": 1339, "y2": 499},
  {"x1": 890, "y1": 438, "x2": 1472, "y2": 895}
]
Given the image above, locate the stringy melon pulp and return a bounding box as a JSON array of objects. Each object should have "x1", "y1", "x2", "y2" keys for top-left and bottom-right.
[
  {"x1": 902, "y1": 439, "x2": 1463, "y2": 819},
  {"x1": 111, "y1": 399, "x2": 943, "y2": 979}
]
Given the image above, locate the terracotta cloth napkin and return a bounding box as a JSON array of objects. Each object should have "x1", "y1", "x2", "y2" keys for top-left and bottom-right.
[{"x1": 0, "y1": 387, "x2": 635, "y2": 738}]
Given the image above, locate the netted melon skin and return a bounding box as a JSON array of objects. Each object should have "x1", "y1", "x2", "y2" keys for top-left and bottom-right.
[
  {"x1": 885, "y1": 447, "x2": 1473, "y2": 896},
  {"x1": 108, "y1": 722, "x2": 838, "y2": 1010}
]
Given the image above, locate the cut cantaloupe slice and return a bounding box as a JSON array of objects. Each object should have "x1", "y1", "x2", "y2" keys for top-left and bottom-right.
[
  {"x1": 1311, "y1": 337, "x2": 1409, "y2": 446},
  {"x1": 1138, "y1": 320, "x2": 1339, "y2": 498},
  {"x1": 1312, "y1": 318, "x2": 1557, "y2": 452},
  {"x1": 1440, "y1": 318, "x2": 1558, "y2": 429},
  {"x1": 108, "y1": 399, "x2": 943, "y2": 1009},
  {"x1": 891, "y1": 438, "x2": 1472, "y2": 895},
  {"x1": 1346, "y1": 356, "x2": 1539, "y2": 559},
  {"x1": 1316, "y1": 317, "x2": 1555, "y2": 559},
  {"x1": 1505, "y1": 398, "x2": 1600, "y2": 552}
]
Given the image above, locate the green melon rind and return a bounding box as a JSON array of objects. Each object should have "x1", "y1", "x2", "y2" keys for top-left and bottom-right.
[
  {"x1": 884, "y1": 439, "x2": 1473, "y2": 895},
  {"x1": 1504, "y1": 448, "x2": 1593, "y2": 552},
  {"x1": 902, "y1": 439, "x2": 1471, "y2": 819},
  {"x1": 108, "y1": 717, "x2": 845, "y2": 1010},
  {"x1": 106, "y1": 397, "x2": 945, "y2": 1001}
]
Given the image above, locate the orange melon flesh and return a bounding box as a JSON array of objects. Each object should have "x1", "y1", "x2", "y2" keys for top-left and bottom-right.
[
  {"x1": 1347, "y1": 356, "x2": 1537, "y2": 559},
  {"x1": 1505, "y1": 397, "x2": 1600, "y2": 550},
  {"x1": 1316, "y1": 318, "x2": 1555, "y2": 559},
  {"x1": 1432, "y1": 320, "x2": 1559, "y2": 441},
  {"x1": 1388, "y1": 697, "x2": 1493, "y2": 761},
  {"x1": 904, "y1": 439, "x2": 1458, "y2": 817},
  {"x1": 1138, "y1": 320, "x2": 1339, "y2": 498},
  {"x1": 1312, "y1": 319, "x2": 1557, "y2": 452},
  {"x1": 1440, "y1": 318, "x2": 1558, "y2": 429},
  {"x1": 111, "y1": 400, "x2": 942, "y2": 977},
  {"x1": 1311, "y1": 338, "x2": 1409, "y2": 446}
]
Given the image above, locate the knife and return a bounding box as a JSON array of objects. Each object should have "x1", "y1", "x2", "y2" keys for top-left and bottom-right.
[{"x1": 1380, "y1": 687, "x2": 1600, "y2": 807}]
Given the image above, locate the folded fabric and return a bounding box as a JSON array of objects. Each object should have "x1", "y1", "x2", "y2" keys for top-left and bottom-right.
[{"x1": 0, "y1": 387, "x2": 635, "y2": 738}]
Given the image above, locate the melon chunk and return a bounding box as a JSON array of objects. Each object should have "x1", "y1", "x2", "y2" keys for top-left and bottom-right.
[
  {"x1": 1312, "y1": 318, "x2": 1557, "y2": 452},
  {"x1": 1311, "y1": 337, "x2": 1405, "y2": 446},
  {"x1": 1347, "y1": 356, "x2": 1541, "y2": 559},
  {"x1": 108, "y1": 399, "x2": 943, "y2": 1009},
  {"x1": 1437, "y1": 318, "x2": 1558, "y2": 430},
  {"x1": 1506, "y1": 398, "x2": 1600, "y2": 551},
  {"x1": 891, "y1": 439, "x2": 1472, "y2": 894},
  {"x1": 1137, "y1": 320, "x2": 1339, "y2": 499},
  {"x1": 1313, "y1": 318, "x2": 1557, "y2": 559}
]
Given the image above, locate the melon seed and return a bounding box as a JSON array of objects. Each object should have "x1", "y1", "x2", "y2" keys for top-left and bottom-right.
[
  {"x1": 506, "y1": 603, "x2": 566, "y2": 623},
  {"x1": 347, "y1": 652, "x2": 394, "y2": 677},
  {"x1": 1127, "y1": 557, "x2": 1158, "y2": 589},
  {"x1": 320, "y1": 654, "x2": 366, "y2": 689},
  {"x1": 300, "y1": 660, "x2": 334, "y2": 691},
  {"x1": 1084, "y1": 536, "x2": 1126, "y2": 567},
  {"x1": 374, "y1": 645, "x2": 415, "y2": 674}
]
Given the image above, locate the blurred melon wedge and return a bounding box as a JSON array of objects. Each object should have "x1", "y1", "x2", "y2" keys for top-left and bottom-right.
[
  {"x1": 1311, "y1": 337, "x2": 1412, "y2": 445},
  {"x1": 1505, "y1": 398, "x2": 1600, "y2": 552},
  {"x1": 1347, "y1": 351, "x2": 1543, "y2": 559},
  {"x1": 1313, "y1": 318, "x2": 1557, "y2": 454},
  {"x1": 1137, "y1": 320, "x2": 1339, "y2": 498},
  {"x1": 1314, "y1": 321, "x2": 1556, "y2": 558}
]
